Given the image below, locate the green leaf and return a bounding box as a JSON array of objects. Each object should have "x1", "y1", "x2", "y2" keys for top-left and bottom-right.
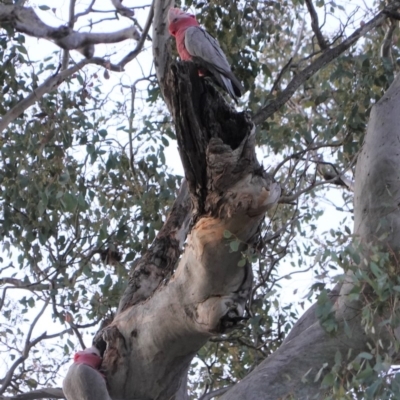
[
  {"x1": 223, "y1": 230, "x2": 232, "y2": 238},
  {"x1": 237, "y1": 259, "x2": 246, "y2": 267},
  {"x1": 358, "y1": 352, "x2": 373, "y2": 360},
  {"x1": 230, "y1": 240, "x2": 239, "y2": 252}
]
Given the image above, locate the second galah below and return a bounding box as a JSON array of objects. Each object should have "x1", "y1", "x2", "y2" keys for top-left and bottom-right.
[
  {"x1": 168, "y1": 7, "x2": 244, "y2": 103},
  {"x1": 63, "y1": 346, "x2": 111, "y2": 400}
]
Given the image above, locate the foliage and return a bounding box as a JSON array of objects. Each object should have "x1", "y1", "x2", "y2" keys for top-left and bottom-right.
[{"x1": 1, "y1": 0, "x2": 400, "y2": 399}]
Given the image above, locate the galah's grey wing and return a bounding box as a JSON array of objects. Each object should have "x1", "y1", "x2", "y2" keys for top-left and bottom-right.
[
  {"x1": 63, "y1": 363, "x2": 112, "y2": 400},
  {"x1": 184, "y1": 26, "x2": 243, "y2": 99}
]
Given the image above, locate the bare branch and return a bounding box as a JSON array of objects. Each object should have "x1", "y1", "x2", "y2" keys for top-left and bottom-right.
[
  {"x1": 0, "y1": 5, "x2": 140, "y2": 52},
  {"x1": 111, "y1": 0, "x2": 135, "y2": 18},
  {"x1": 199, "y1": 386, "x2": 231, "y2": 400},
  {"x1": 61, "y1": 0, "x2": 77, "y2": 69},
  {"x1": 0, "y1": 387, "x2": 64, "y2": 400},
  {"x1": 291, "y1": 15, "x2": 306, "y2": 58},
  {"x1": 253, "y1": 3, "x2": 399, "y2": 125},
  {"x1": 117, "y1": 2, "x2": 154, "y2": 69},
  {"x1": 305, "y1": 0, "x2": 328, "y2": 50},
  {"x1": 278, "y1": 176, "x2": 343, "y2": 204},
  {"x1": 0, "y1": 278, "x2": 51, "y2": 291},
  {"x1": 0, "y1": 300, "x2": 50, "y2": 394},
  {"x1": 380, "y1": 18, "x2": 397, "y2": 61},
  {"x1": 73, "y1": 0, "x2": 96, "y2": 22}
]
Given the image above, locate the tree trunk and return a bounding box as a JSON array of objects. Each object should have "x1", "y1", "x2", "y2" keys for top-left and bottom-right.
[{"x1": 94, "y1": 60, "x2": 280, "y2": 400}]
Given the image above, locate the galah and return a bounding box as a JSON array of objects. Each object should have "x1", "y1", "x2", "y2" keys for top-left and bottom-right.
[
  {"x1": 168, "y1": 8, "x2": 244, "y2": 103},
  {"x1": 63, "y1": 346, "x2": 112, "y2": 400}
]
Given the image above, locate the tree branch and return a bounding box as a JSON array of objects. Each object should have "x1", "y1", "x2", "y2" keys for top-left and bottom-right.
[
  {"x1": 111, "y1": 0, "x2": 135, "y2": 18},
  {"x1": 116, "y1": 1, "x2": 154, "y2": 69},
  {"x1": 0, "y1": 277, "x2": 51, "y2": 291},
  {"x1": 116, "y1": 179, "x2": 192, "y2": 313},
  {"x1": 0, "y1": 5, "x2": 140, "y2": 51},
  {"x1": 253, "y1": 3, "x2": 399, "y2": 125},
  {"x1": 199, "y1": 386, "x2": 231, "y2": 400},
  {"x1": 0, "y1": 300, "x2": 49, "y2": 395},
  {"x1": 0, "y1": 59, "x2": 89, "y2": 132},
  {"x1": 305, "y1": 0, "x2": 328, "y2": 50},
  {"x1": 0, "y1": 388, "x2": 64, "y2": 400},
  {"x1": 152, "y1": 0, "x2": 175, "y2": 95}
]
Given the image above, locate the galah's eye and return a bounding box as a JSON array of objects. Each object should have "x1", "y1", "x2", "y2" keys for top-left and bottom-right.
[{"x1": 173, "y1": 18, "x2": 178, "y2": 22}]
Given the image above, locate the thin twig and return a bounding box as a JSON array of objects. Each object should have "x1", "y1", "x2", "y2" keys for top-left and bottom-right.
[
  {"x1": 117, "y1": 1, "x2": 154, "y2": 69},
  {"x1": 129, "y1": 84, "x2": 136, "y2": 175},
  {"x1": 253, "y1": 3, "x2": 398, "y2": 125}
]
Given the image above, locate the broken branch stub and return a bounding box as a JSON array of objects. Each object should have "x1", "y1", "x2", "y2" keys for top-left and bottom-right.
[{"x1": 164, "y1": 62, "x2": 279, "y2": 217}]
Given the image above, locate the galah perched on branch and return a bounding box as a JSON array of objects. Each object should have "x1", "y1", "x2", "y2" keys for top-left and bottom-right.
[
  {"x1": 168, "y1": 8, "x2": 244, "y2": 103},
  {"x1": 63, "y1": 346, "x2": 111, "y2": 400}
]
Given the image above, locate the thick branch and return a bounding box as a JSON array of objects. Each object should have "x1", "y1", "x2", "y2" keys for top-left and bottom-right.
[
  {"x1": 226, "y1": 38, "x2": 400, "y2": 400},
  {"x1": 0, "y1": 5, "x2": 140, "y2": 51},
  {"x1": 253, "y1": 3, "x2": 399, "y2": 125},
  {"x1": 0, "y1": 388, "x2": 64, "y2": 400},
  {"x1": 353, "y1": 71, "x2": 400, "y2": 247},
  {"x1": 152, "y1": 0, "x2": 174, "y2": 96}
]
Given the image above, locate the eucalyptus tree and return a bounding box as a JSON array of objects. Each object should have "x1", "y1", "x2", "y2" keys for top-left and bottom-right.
[{"x1": 1, "y1": 0, "x2": 400, "y2": 399}]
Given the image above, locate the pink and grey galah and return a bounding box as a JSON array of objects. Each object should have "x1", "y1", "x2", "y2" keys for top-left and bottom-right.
[
  {"x1": 168, "y1": 8, "x2": 244, "y2": 103},
  {"x1": 63, "y1": 346, "x2": 112, "y2": 400}
]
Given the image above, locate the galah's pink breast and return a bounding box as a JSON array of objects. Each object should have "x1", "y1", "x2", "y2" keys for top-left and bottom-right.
[{"x1": 176, "y1": 30, "x2": 192, "y2": 61}]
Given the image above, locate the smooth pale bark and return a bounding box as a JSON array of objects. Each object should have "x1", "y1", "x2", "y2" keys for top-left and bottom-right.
[
  {"x1": 221, "y1": 75, "x2": 400, "y2": 399},
  {"x1": 152, "y1": 0, "x2": 174, "y2": 97},
  {"x1": 0, "y1": 5, "x2": 140, "y2": 51},
  {"x1": 353, "y1": 74, "x2": 400, "y2": 246}
]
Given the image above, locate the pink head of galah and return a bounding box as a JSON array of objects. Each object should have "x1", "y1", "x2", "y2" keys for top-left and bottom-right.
[
  {"x1": 168, "y1": 8, "x2": 198, "y2": 36},
  {"x1": 73, "y1": 346, "x2": 102, "y2": 369}
]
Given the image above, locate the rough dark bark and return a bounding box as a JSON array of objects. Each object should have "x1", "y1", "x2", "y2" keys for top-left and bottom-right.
[{"x1": 116, "y1": 180, "x2": 191, "y2": 313}]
